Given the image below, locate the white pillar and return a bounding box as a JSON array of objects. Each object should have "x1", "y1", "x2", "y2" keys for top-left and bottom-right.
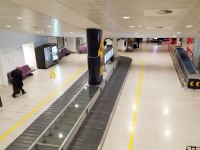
[
  {"x1": 192, "y1": 38, "x2": 200, "y2": 69},
  {"x1": 0, "y1": 50, "x2": 8, "y2": 85},
  {"x1": 22, "y1": 43, "x2": 36, "y2": 68},
  {"x1": 182, "y1": 38, "x2": 187, "y2": 50},
  {"x1": 65, "y1": 37, "x2": 76, "y2": 53},
  {"x1": 113, "y1": 38, "x2": 118, "y2": 58}
]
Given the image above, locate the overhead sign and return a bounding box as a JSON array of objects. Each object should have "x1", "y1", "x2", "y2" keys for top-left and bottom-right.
[{"x1": 187, "y1": 79, "x2": 200, "y2": 89}]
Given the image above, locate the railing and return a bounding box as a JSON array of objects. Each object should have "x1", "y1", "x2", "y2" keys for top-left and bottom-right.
[
  {"x1": 169, "y1": 45, "x2": 186, "y2": 86},
  {"x1": 175, "y1": 47, "x2": 198, "y2": 81},
  {"x1": 186, "y1": 146, "x2": 200, "y2": 150}
]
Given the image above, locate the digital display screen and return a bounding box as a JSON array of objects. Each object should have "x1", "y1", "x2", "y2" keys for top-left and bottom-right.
[
  {"x1": 44, "y1": 47, "x2": 51, "y2": 61},
  {"x1": 104, "y1": 48, "x2": 113, "y2": 64},
  {"x1": 52, "y1": 46, "x2": 58, "y2": 53},
  {"x1": 52, "y1": 46, "x2": 58, "y2": 60}
]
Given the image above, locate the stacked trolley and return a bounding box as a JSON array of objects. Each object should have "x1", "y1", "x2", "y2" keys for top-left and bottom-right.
[{"x1": 186, "y1": 146, "x2": 200, "y2": 150}]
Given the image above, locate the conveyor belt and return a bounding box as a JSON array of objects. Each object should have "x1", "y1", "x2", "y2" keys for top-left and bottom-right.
[
  {"x1": 6, "y1": 71, "x2": 88, "y2": 150},
  {"x1": 176, "y1": 48, "x2": 197, "y2": 74},
  {"x1": 68, "y1": 56, "x2": 132, "y2": 150}
]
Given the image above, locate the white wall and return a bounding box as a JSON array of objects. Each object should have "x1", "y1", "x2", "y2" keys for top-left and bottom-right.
[
  {"x1": 48, "y1": 37, "x2": 57, "y2": 43},
  {"x1": 104, "y1": 38, "x2": 113, "y2": 49},
  {"x1": 105, "y1": 39, "x2": 113, "y2": 45},
  {"x1": 22, "y1": 43, "x2": 37, "y2": 68},
  {"x1": 66, "y1": 37, "x2": 76, "y2": 52},
  {"x1": 143, "y1": 38, "x2": 147, "y2": 42},
  {"x1": 118, "y1": 39, "x2": 127, "y2": 51},
  {"x1": 0, "y1": 29, "x2": 50, "y2": 85},
  {"x1": 0, "y1": 50, "x2": 6, "y2": 85}
]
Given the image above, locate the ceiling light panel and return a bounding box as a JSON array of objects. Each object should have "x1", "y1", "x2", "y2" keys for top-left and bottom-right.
[
  {"x1": 123, "y1": 16, "x2": 130, "y2": 19},
  {"x1": 142, "y1": 0, "x2": 195, "y2": 10},
  {"x1": 186, "y1": 25, "x2": 192, "y2": 28},
  {"x1": 1, "y1": 0, "x2": 200, "y2": 37},
  {"x1": 17, "y1": 16, "x2": 23, "y2": 20},
  {"x1": 0, "y1": 0, "x2": 83, "y2": 36}
]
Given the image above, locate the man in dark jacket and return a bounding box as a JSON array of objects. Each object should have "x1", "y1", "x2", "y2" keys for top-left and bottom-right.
[{"x1": 11, "y1": 67, "x2": 26, "y2": 98}]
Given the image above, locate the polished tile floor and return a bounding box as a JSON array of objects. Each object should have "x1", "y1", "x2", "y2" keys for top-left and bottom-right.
[
  {"x1": 102, "y1": 43, "x2": 200, "y2": 150},
  {"x1": 0, "y1": 53, "x2": 87, "y2": 149},
  {"x1": 0, "y1": 43, "x2": 200, "y2": 150}
]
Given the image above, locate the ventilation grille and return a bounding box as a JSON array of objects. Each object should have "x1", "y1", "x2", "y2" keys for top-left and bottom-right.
[
  {"x1": 155, "y1": 27, "x2": 164, "y2": 29},
  {"x1": 157, "y1": 10, "x2": 173, "y2": 14}
]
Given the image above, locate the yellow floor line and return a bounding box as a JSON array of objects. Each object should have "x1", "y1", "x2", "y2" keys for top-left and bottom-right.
[
  {"x1": 128, "y1": 59, "x2": 144, "y2": 150},
  {"x1": 0, "y1": 64, "x2": 87, "y2": 142}
]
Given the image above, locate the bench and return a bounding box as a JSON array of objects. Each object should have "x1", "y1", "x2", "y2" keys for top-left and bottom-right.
[
  {"x1": 61, "y1": 48, "x2": 70, "y2": 56},
  {"x1": 78, "y1": 45, "x2": 87, "y2": 53},
  {"x1": 58, "y1": 47, "x2": 71, "y2": 60},
  {"x1": 7, "y1": 65, "x2": 35, "y2": 83}
]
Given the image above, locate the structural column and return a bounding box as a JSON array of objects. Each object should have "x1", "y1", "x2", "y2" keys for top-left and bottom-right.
[
  {"x1": 87, "y1": 29, "x2": 103, "y2": 85},
  {"x1": 193, "y1": 38, "x2": 200, "y2": 69},
  {"x1": 0, "y1": 50, "x2": 8, "y2": 85},
  {"x1": 113, "y1": 38, "x2": 118, "y2": 58}
]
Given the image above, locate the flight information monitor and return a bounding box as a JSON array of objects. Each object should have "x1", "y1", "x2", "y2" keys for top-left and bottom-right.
[{"x1": 104, "y1": 48, "x2": 113, "y2": 64}]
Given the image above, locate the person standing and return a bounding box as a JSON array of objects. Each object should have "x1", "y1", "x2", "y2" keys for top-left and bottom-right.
[{"x1": 11, "y1": 67, "x2": 26, "y2": 98}]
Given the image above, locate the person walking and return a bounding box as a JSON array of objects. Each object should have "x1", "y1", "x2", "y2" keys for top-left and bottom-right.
[{"x1": 11, "y1": 67, "x2": 26, "y2": 98}]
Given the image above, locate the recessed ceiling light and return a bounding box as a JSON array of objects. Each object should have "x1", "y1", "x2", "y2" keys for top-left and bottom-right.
[
  {"x1": 16, "y1": 16, "x2": 23, "y2": 20},
  {"x1": 130, "y1": 26, "x2": 134, "y2": 28},
  {"x1": 47, "y1": 25, "x2": 51, "y2": 28},
  {"x1": 123, "y1": 16, "x2": 130, "y2": 19},
  {"x1": 58, "y1": 133, "x2": 63, "y2": 138},
  {"x1": 186, "y1": 25, "x2": 192, "y2": 28},
  {"x1": 70, "y1": 32, "x2": 73, "y2": 34},
  {"x1": 6, "y1": 25, "x2": 11, "y2": 28},
  {"x1": 177, "y1": 32, "x2": 181, "y2": 34},
  {"x1": 139, "y1": 25, "x2": 142, "y2": 28}
]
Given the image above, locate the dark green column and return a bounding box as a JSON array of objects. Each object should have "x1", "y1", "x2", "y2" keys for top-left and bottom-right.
[{"x1": 87, "y1": 29, "x2": 103, "y2": 85}]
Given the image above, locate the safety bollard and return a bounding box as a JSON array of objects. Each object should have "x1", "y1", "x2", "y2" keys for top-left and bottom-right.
[{"x1": 0, "y1": 96, "x2": 2, "y2": 107}]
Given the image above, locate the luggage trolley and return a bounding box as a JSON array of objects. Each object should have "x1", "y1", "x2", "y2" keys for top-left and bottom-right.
[{"x1": 186, "y1": 146, "x2": 200, "y2": 150}]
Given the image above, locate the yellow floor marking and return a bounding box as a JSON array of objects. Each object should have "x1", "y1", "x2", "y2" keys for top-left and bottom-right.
[
  {"x1": 128, "y1": 59, "x2": 144, "y2": 150},
  {"x1": 0, "y1": 64, "x2": 87, "y2": 142}
]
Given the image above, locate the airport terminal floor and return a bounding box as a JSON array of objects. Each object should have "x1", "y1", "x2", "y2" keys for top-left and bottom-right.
[{"x1": 1, "y1": 43, "x2": 200, "y2": 150}]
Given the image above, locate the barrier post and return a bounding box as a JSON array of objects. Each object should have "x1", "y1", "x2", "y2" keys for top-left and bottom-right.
[{"x1": 0, "y1": 96, "x2": 3, "y2": 107}]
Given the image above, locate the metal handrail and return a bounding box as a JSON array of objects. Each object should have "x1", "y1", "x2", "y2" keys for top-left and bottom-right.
[{"x1": 175, "y1": 48, "x2": 198, "y2": 81}]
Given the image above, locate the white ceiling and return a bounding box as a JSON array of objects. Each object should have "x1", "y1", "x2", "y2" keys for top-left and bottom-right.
[{"x1": 1, "y1": 0, "x2": 200, "y2": 38}]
